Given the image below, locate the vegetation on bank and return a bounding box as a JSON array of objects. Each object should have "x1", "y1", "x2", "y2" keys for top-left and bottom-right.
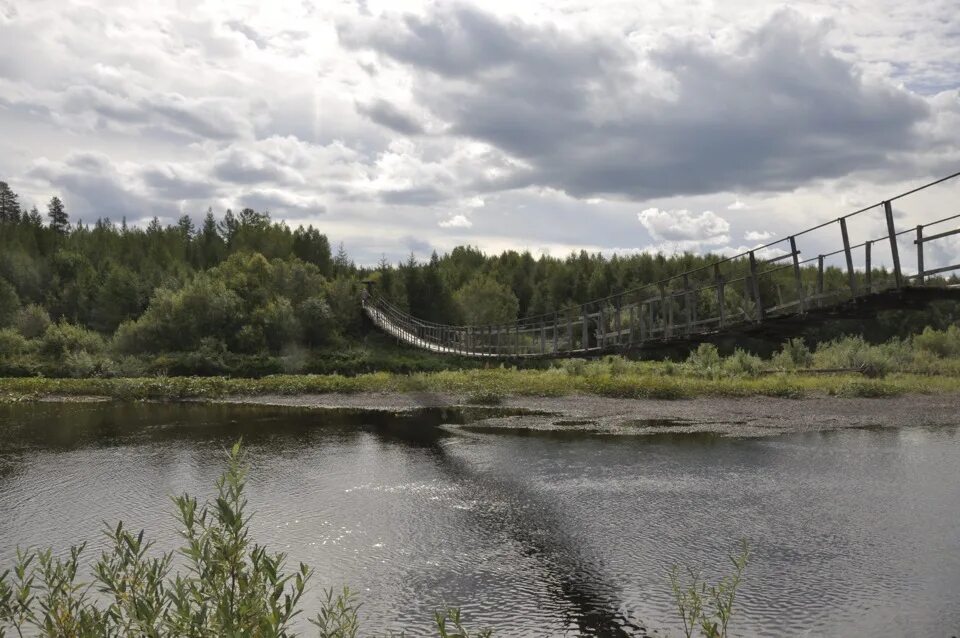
[
  {"x1": 4, "y1": 330, "x2": 960, "y2": 401},
  {"x1": 0, "y1": 442, "x2": 490, "y2": 637},
  {"x1": 3, "y1": 180, "x2": 960, "y2": 381}
]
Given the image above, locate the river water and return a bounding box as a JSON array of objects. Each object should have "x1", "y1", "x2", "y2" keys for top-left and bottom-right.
[{"x1": 0, "y1": 402, "x2": 958, "y2": 636}]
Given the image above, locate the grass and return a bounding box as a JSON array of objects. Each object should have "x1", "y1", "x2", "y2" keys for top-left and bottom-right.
[
  {"x1": 0, "y1": 367, "x2": 956, "y2": 403},
  {"x1": 5, "y1": 329, "x2": 960, "y2": 402}
]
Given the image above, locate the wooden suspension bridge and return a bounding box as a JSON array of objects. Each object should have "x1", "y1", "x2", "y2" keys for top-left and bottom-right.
[{"x1": 363, "y1": 171, "x2": 960, "y2": 359}]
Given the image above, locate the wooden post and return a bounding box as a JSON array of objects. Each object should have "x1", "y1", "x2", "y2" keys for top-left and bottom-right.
[
  {"x1": 864, "y1": 240, "x2": 872, "y2": 293},
  {"x1": 714, "y1": 263, "x2": 725, "y2": 328},
  {"x1": 748, "y1": 250, "x2": 764, "y2": 322},
  {"x1": 658, "y1": 285, "x2": 668, "y2": 339},
  {"x1": 581, "y1": 306, "x2": 589, "y2": 352},
  {"x1": 648, "y1": 300, "x2": 655, "y2": 338},
  {"x1": 496, "y1": 325, "x2": 501, "y2": 356},
  {"x1": 667, "y1": 295, "x2": 674, "y2": 338},
  {"x1": 790, "y1": 236, "x2": 805, "y2": 312},
  {"x1": 817, "y1": 255, "x2": 824, "y2": 298},
  {"x1": 884, "y1": 200, "x2": 902, "y2": 288},
  {"x1": 916, "y1": 225, "x2": 925, "y2": 284},
  {"x1": 567, "y1": 313, "x2": 573, "y2": 353},
  {"x1": 629, "y1": 304, "x2": 636, "y2": 345},
  {"x1": 683, "y1": 274, "x2": 692, "y2": 335},
  {"x1": 515, "y1": 324, "x2": 520, "y2": 357},
  {"x1": 614, "y1": 298, "x2": 622, "y2": 348},
  {"x1": 598, "y1": 306, "x2": 605, "y2": 349},
  {"x1": 540, "y1": 322, "x2": 546, "y2": 355},
  {"x1": 840, "y1": 218, "x2": 857, "y2": 296},
  {"x1": 553, "y1": 312, "x2": 559, "y2": 354}
]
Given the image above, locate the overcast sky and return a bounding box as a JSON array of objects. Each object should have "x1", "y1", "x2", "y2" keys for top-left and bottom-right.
[{"x1": 1, "y1": 0, "x2": 958, "y2": 265}]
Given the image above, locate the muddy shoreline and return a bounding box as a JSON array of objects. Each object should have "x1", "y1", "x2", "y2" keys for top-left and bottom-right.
[{"x1": 214, "y1": 392, "x2": 960, "y2": 437}]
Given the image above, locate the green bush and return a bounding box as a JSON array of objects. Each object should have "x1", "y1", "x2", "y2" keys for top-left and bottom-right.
[
  {"x1": 913, "y1": 325, "x2": 960, "y2": 358},
  {"x1": 723, "y1": 348, "x2": 763, "y2": 377},
  {"x1": 0, "y1": 328, "x2": 29, "y2": 357},
  {"x1": 14, "y1": 304, "x2": 51, "y2": 339},
  {"x1": 778, "y1": 338, "x2": 813, "y2": 369},
  {"x1": 37, "y1": 321, "x2": 105, "y2": 358},
  {"x1": 684, "y1": 343, "x2": 722, "y2": 378},
  {"x1": 0, "y1": 277, "x2": 20, "y2": 327}
]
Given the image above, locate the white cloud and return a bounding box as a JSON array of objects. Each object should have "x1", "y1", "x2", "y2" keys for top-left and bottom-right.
[
  {"x1": 727, "y1": 198, "x2": 747, "y2": 210},
  {"x1": 744, "y1": 230, "x2": 774, "y2": 241},
  {"x1": 638, "y1": 208, "x2": 730, "y2": 244},
  {"x1": 439, "y1": 214, "x2": 473, "y2": 228}
]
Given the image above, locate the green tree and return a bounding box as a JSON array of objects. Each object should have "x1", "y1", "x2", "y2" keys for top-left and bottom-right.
[
  {"x1": 0, "y1": 277, "x2": 20, "y2": 326},
  {"x1": 47, "y1": 196, "x2": 68, "y2": 233},
  {"x1": 454, "y1": 275, "x2": 519, "y2": 325},
  {"x1": 0, "y1": 181, "x2": 21, "y2": 223}
]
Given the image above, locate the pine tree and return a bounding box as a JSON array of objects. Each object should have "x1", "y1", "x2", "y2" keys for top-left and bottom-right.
[
  {"x1": 0, "y1": 181, "x2": 21, "y2": 223},
  {"x1": 47, "y1": 196, "x2": 68, "y2": 233},
  {"x1": 27, "y1": 206, "x2": 42, "y2": 226},
  {"x1": 177, "y1": 214, "x2": 195, "y2": 237}
]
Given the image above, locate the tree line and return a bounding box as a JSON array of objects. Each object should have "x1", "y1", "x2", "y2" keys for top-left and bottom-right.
[{"x1": 1, "y1": 178, "x2": 957, "y2": 376}]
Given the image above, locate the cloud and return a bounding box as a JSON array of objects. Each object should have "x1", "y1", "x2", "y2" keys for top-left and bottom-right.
[
  {"x1": 357, "y1": 99, "x2": 424, "y2": 134},
  {"x1": 439, "y1": 214, "x2": 472, "y2": 228},
  {"x1": 341, "y1": 6, "x2": 931, "y2": 200},
  {"x1": 727, "y1": 199, "x2": 748, "y2": 210},
  {"x1": 638, "y1": 208, "x2": 730, "y2": 244},
  {"x1": 744, "y1": 230, "x2": 774, "y2": 242}
]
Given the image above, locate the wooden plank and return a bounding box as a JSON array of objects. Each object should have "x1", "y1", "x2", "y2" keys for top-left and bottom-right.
[
  {"x1": 915, "y1": 262, "x2": 960, "y2": 277},
  {"x1": 840, "y1": 217, "x2": 858, "y2": 295},
  {"x1": 916, "y1": 225, "x2": 924, "y2": 284},
  {"x1": 915, "y1": 226, "x2": 960, "y2": 244},
  {"x1": 553, "y1": 313, "x2": 559, "y2": 354},
  {"x1": 628, "y1": 304, "x2": 636, "y2": 345},
  {"x1": 567, "y1": 313, "x2": 573, "y2": 354},
  {"x1": 683, "y1": 274, "x2": 692, "y2": 335},
  {"x1": 540, "y1": 322, "x2": 546, "y2": 355},
  {"x1": 884, "y1": 201, "x2": 902, "y2": 288},
  {"x1": 598, "y1": 306, "x2": 605, "y2": 347},
  {"x1": 864, "y1": 240, "x2": 872, "y2": 293}
]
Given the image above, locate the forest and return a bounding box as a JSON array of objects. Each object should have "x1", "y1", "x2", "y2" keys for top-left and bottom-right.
[{"x1": 1, "y1": 179, "x2": 958, "y2": 378}]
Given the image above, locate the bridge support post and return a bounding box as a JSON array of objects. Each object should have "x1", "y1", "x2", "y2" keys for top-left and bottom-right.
[
  {"x1": 615, "y1": 298, "x2": 622, "y2": 349},
  {"x1": 884, "y1": 201, "x2": 903, "y2": 288},
  {"x1": 748, "y1": 251, "x2": 764, "y2": 322},
  {"x1": 790, "y1": 236, "x2": 805, "y2": 312},
  {"x1": 581, "y1": 306, "x2": 589, "y2": 352},
  {"x1": 714, "y1": 263, "x2": 725, "y2": 329},
  {"x1": 840, "y1": 218, "x2": 858, "y2": 297},
  {"x1": 553, "y1": 313, "x2": 559, "y2": 354},
  {"x1": 864, "y1": 241, "x2": 872, "y2": 293},
  {"x1": 916, "y1": 225, "x2": 925, "y2": 284},
  {"x1": 817, "y1": 255, "x2": 824, "y2": 305},
  {"x1": 629, "y1": 304, "x2": 636, "y2": 346},
  {"x1": 683, "y1": 275, "x2": 692, "y2": 335},
  {"x1": 540, "y1": 322, "x2": 546, "y2": 355},
  {"x1": 566, "y1": 313, "x2": 573, "y2": 354}
]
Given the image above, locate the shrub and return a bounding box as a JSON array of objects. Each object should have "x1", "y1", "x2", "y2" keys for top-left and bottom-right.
[
  {"x1": 37, "y1": 321, "x2": 105, "y2": 358},
  {"x1": 0, "y1": 277, "x2": 20, "y2": 327},
  {"x1": 0, "y1": 328, "x2": 29, "y2": 357},
  {"x1": 913, "y1": 325, "x2": 960, "y2": 358},
  {"x1": 14, "y1": 304, "x2": 51, "y2": 339},
  {"x1": 723, "y1": 348, "x2": 763, "y2": 377},
  {"x1": 813, "y1": 336, "x2": 892, "y2": 377},
  {"x1": 465, "y1": 390, "x2": 504, "y2": 405},
  {"x1": 778, "y1": 337, "x2": 813, "y2": 368},
  {"x1": 684, "y1": 343, "x2": 721, "y2": 377}
]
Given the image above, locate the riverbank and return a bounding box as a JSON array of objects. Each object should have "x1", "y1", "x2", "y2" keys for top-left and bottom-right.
[{"x1": 2, "y1": 369, "x2": 960, "y2": 403}]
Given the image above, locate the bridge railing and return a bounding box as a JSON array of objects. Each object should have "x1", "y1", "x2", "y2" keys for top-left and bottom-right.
[{"x1": 364, "y1": 171, "x2": 960, "y2": 358}]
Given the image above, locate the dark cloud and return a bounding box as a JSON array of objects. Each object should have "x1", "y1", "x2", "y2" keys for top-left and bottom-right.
[
  {"x1": 341, "y1": 7, "x2": 930, "y2": 200},
  {"x1": 28, "y1": 152, "x2": 153, "y2": 220},
  {"x1": 356, "y1": 99, "x2": 424, "y2": 134},
  {"x1": 141, "y1": 166, "x2": 219, "y2": 199}
]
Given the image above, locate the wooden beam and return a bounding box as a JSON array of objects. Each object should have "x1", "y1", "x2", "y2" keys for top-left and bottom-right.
[
  {"x1": 916, "y1": 225, "x2": 924, "y2": 284},
  {"x1": 840, "y1": 217, "x2": 857, "y2": 296},
  {"x1": 884, "y1": 200, "x2": 902, "y2": 288}
]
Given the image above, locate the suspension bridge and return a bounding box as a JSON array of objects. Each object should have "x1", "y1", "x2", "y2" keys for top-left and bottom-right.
[{"x1": 363, "y1": 171, "x2": 960, "y2": 359}]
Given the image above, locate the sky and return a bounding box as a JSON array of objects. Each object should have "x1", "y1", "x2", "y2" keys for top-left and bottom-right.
[{"x1": 1, "y1": 0, "x2": 959, "y2": 266}]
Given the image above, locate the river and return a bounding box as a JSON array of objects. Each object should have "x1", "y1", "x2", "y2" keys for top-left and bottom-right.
[{"x1": 0, "y1": 402, "x2": 958, "y2": 636}]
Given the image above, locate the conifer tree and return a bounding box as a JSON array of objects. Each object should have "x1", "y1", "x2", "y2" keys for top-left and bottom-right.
[
  {"x1": 0, "y1": 181, "x2": 20, "y2": 223},
  {"x1": 47, "y1": 196, "x2": 68, "y2": 233}
]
